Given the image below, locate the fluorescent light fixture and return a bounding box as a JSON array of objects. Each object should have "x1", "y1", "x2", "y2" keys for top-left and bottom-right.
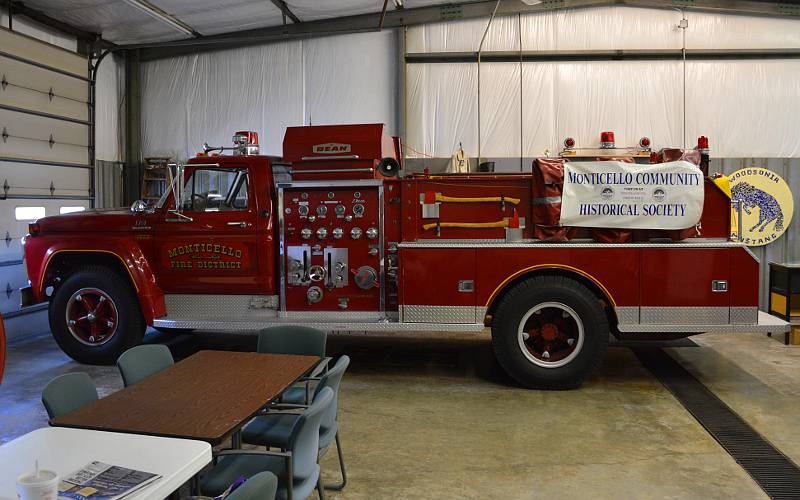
[{"x1": 122, "y1": 0, "x2": 195, "y2": 36}]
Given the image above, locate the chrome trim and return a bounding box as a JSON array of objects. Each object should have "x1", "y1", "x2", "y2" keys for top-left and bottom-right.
[
  {"x1": 640, "y1": 307, "x2": 729, "y2": 325},
  {"x1": 153, "y1": 317, "x2": 486, "y2": 333},
  {"x1": 730, "y1": 307, "x2": 758, "y2": 325},
  {"x1": 164, "y1": 294, "x2": 279, "y2": 320},
  {"x1": 278, "y1": 186, "x2": 287, "y2": 314},
  {"x1": 378, "y1": 183, "x2": 386, "y2": 313},
  {"x1": 615, "y1": 306, "x2": 639, "y2": 325},
  {"x1": 299, "y1": 155, "x2": 361, "y2": 161},
  {"x1": 277, "y1": 179, "x2": 383, "y2": 189},
  {"x1": 399, "y1": 238, "x2": 746, "y2": 249},
  {"x1": 400, "y1": 305, "x2": 477, "y2": 324},
  {"x1": 617, "y1": 311, "x2": 789, "y2": 334}
]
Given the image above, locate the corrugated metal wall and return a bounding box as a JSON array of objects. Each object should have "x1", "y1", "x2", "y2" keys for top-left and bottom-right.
[{"x1": 711, "y1": 158, "x2": 798, "y2": 308}]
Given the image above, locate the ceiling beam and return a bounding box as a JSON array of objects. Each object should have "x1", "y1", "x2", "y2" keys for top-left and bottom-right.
[
  {"x1": 270, "y1": 0, "x2": 301, "y2": 24},
  {"x1": 132, "y1": 0, "x2": 800, "y2": 61}
]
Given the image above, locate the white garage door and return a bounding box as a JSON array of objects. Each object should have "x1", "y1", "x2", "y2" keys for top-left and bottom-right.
[{"x1": 0, "y1": 27, "x2": 91, "y2": 339}]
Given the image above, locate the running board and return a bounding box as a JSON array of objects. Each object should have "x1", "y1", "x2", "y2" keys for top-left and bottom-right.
[
  {"x1": 617, "y1": 311, "x2": 790, "y2": 334},
  {"x1": 152, "y1": 317, "x2": 487, "y2": 333}
]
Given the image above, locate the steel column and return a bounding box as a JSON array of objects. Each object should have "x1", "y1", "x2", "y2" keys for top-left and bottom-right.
[{"x1": 124, "y1": 49, "x2": 142, "y2": 205}]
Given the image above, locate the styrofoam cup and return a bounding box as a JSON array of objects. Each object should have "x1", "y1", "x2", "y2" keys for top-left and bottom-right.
[{"x1": 15, "y1": 469, "x2": 58, "y2": 500}]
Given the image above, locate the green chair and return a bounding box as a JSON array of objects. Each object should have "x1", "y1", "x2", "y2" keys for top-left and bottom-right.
[
  {"x1": 227, "y1": 471, "x2": 278, "y2": 500},
  {"x1": 242, "y1": 356, "x2": 350, "y2": 491},
  {"x1": 200, "y1": 387, "x2": 334, "y2": 500},
  {"x1": 117, "y1": 344, "x2": 174, "y2": 387},
  {"x1": 42, "y1": 372, "x2": 98, "y2": 419},
  {"x1": 257, "y1": 326, "x2": 327, "y2": 357}
]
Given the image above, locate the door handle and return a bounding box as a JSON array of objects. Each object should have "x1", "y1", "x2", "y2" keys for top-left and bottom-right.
[{"x1": 226, "y1": 221, "x2": 252, "y2": 228}]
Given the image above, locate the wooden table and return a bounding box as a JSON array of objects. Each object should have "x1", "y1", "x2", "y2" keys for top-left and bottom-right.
[
  {"x1": 51, "y1": 350, "x2": 319, "y2": 445},
  {"x1": 0, "y1": 427, "x2": 211, "y2": 500}
]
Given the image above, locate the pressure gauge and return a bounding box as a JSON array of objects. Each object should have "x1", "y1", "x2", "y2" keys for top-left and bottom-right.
[
  {"x1": 335, "y1": 204, "x2": 346, "y2": 216},
  {"x1": 327, "y1": 191, "x2": 335, "y2": 199},
  {"x1": 316, "y1": 227, "x2": 328, "y2": 239},
  {"x1": 317, "y1": 205, "x2": 328, "y2": 216},
  {"x1": 351, "y1": 227, "x2": 363, "y2": 239},
  {"x1": 332, "y1": 227, "x2": 344, "y2": 239},
  {"x1": 298, "y1": 205, "x2": 309, "y2": 217},
  {"x1": 352, "y1": 204, "x2": 365, "y2": 216},
  {"x1": 366, "y1": 227, "x2": 379, "y2": 239},
  {"x1": 300, "y1": 227, "x2": 312, "y2": 240},
  {"x1": 300, "y1": 192, "x2": 309, "y2": 200}
]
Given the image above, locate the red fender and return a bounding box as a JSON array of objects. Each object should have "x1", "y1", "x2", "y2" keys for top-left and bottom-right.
[{"x1": 24, "y1": 235, "x2": 166, "y2": 324}]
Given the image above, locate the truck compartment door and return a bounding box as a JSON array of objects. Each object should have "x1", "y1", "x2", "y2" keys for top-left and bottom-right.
[
  {"x1": 640, "y1": 248, "x2": 730, "y2": 325},
  {"x1": 400, "y1": 248, "x2": 477, "y2": 324}
]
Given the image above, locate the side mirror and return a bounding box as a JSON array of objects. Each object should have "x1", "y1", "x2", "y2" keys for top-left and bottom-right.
[{"x1": 130, "y1": 200, "x2": 149, "y2": 213}]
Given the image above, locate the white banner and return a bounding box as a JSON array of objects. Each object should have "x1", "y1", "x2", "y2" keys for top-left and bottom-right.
[{"x1": 560, "y1": 161, "x2": 705, "y2": 229}]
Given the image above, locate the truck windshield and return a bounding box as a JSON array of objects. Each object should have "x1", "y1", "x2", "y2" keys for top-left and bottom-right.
[{"x1": 182, "y1": 168, "x2": 249, "y2": 212}]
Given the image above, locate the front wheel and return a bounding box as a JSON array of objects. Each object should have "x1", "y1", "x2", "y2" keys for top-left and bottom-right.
[
  {"x1": 491, "y1": 275, "x2": 609, "y2": 390},
  {"x1": 49, "y1": 265, "x2": 145, "y2": 365}
]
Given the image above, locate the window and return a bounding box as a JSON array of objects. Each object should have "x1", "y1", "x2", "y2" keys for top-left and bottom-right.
[
  {"x1": 60, "y1": 206, "x2": 86, "y2": 214},
  {"x1": 15, "y1": 206, "x2": 45, "y2": 221},
  {"x1": 183, "y1": 168, "x2": 249, "y2": 212}
]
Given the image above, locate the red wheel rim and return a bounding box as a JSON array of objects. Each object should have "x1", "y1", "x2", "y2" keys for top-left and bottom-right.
[
  {"x1": 517, "y1": 302, "x2": 584, "y2": 368},
  {"x1": 65, "y1": 288, "x2": 119, "y2": 346}
]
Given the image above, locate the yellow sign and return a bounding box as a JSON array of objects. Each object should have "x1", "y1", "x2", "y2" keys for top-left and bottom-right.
[{"x1": 729, "y1": 167, "x2": 794, "y2": 246}]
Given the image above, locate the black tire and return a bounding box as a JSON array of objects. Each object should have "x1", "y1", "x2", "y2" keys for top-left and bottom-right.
[
  {"x1": 491, "y1": 275, "x2": 609, "y2": 390},
  {"x1": 49, "y1": 265, "x2": 145, "y2": 365}
]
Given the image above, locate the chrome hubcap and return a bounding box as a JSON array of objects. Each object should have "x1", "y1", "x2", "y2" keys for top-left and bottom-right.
[
  {"x1": 65, "y1": 288, "x2": 119, "y2": 346},
  {"x1": 517, "y1": 302, "x2": 584, "y2": 368}
]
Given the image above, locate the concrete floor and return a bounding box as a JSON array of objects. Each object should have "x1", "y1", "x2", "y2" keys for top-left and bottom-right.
[{"x1": 2, "y1": 330, "x2": 798, "y2": 499}]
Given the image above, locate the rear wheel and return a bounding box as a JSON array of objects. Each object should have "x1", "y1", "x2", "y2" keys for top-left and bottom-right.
[
  {"x1": 49, "y1": 265, "x2": 145, "y2": 365},
  {"x1": 491, "y1": 275, "x2": 608, "y2": 389}
]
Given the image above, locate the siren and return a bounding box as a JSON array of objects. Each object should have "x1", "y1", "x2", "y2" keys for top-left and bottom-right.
[
  {"x1": 377, "y1": 157, "x2": 401, "y2": 177},
  {"x1": 697, "y1": 136, "x2": 709, "y2": 153},
  {"x1": 600, "y1": 131, "x2": 615, "y2": 149},
  {"x1": 233, "y1": 131, "x2": 259, "y2": 155}
]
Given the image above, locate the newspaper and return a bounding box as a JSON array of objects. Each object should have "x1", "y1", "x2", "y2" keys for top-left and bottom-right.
[{"x1": 58, "y1": 461, "x2": 160, "y2": 500}]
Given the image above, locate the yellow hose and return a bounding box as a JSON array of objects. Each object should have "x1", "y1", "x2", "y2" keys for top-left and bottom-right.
[
  {"x1": 435, "y1": 194, "x2": 521, "y2": 205},
  {"x1": 423, "y1": 220, "x2": 509, "y2": 231}
]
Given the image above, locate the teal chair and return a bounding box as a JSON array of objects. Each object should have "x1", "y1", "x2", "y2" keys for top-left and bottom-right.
[
  {"x1": 227, "y1": 471, "x2": 278, "y2": 500},
  {"x1": 117, "y1": 344, "x2": 174, "y2": 387},
  {"x1": 200, "y1": 388, "x2": 334, "y2": 500},
  {"x1": 42, "y1": 372, "x2": 98, "y2": 419},
  {"x1": 257, "y1": 326, "x2": 327, "y2": 357},
  {"x1": 242, "y1": 356, "x2": 350, "y2": 491}
]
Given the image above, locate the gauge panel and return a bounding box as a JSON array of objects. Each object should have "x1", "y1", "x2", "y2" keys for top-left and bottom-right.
[{"x1": 282, "y1": 185, "x2": 381, "y2": 312}]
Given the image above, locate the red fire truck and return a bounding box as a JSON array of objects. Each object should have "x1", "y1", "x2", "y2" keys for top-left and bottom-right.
[{"x1": 21, "y1": 124, "x2": 789, "y2": 389}]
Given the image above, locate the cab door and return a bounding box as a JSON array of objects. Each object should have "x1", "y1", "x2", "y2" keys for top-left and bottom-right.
[{"x1": 153, "y1": 165, "x2": 263, "y2": 294}]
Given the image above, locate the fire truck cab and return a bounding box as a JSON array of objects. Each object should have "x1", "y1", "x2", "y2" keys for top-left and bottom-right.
[{"x1": 21, "y1": 124, "x2": 789, "y2": 389}]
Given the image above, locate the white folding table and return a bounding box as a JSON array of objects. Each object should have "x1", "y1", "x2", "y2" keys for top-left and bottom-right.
[{"x1": 0, "y1": 427, "x2": 211, "y2": 500}]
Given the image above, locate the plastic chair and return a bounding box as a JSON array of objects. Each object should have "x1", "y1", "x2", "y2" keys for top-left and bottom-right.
[
  {"x1": 242, "y1": 356, "x2": 350, "y2": 491},
  {"x1": 257, "y1": 326, "x2": 327, "y2": 358},
  {"x1": 117, "y1": 344, "x2": 174, "y2": 387},
  {"x1": 200, "y1": 387, "x2": 334, "y2": 500},
  {"x1": 41, "y1": 372, "x2": 98, "y2": 419},
  {"x1": 227, "y1": 471, "x2": 278, "y2": 500}
]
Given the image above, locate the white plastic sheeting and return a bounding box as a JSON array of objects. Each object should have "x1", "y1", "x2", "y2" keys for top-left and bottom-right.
[
  {"x1": 142, "y1": 30, "x2": 397, "y2": 160},
  {"x1": 407, "y1": 6, "x2": 800, "y2": 52},
  {"x1": 406, "y1": 6, "x2": 800, "y2": 158},
  {"x1": 95, "y1": 53, "x2": 125, "y2": 162}
]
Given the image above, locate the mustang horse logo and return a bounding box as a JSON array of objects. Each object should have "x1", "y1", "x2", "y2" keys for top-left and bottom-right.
[{"x1": 731, "y1": 182, "x2": 784, "y2": 233}]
